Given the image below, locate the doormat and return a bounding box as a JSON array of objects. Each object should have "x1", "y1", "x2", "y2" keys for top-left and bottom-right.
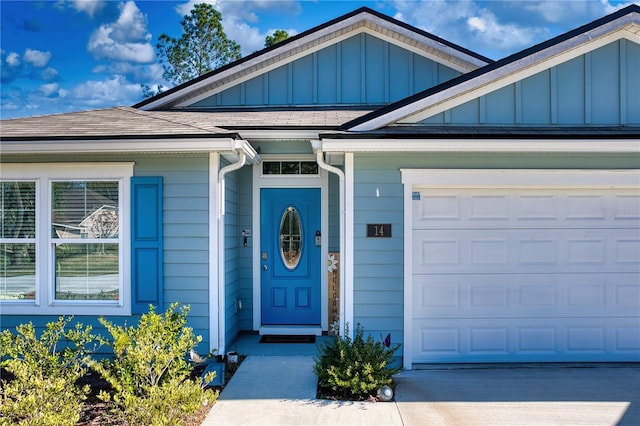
[{"x1": 259, "y1": 335, "x2": 316, "y2": 344}]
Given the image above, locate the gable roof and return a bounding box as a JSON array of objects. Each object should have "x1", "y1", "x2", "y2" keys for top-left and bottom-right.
[
  {"x1": 135, "y1": 7, "x2": 492, "y2": 111},
  {"x1": 341, "y1": 4, "x2": 640, "y2": 132}
]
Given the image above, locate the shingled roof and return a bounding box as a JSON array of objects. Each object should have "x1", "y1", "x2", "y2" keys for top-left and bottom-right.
[{"x1": 0, "y1": 106, "x2": 372, "y2": 140}]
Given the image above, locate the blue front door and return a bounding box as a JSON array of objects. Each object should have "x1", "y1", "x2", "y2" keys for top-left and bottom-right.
[{"x1": 261, "y1": 188, "x2": 321, "y2": 325}]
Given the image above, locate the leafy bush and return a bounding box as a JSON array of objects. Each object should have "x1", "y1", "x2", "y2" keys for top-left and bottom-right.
[
  {"x1": 314, "y1": 324, "x2": 400, "y2": 400},
  {"x1": 88, "y1": 302, "x2": 217, "y2": 426},
  {"x1": 0, "y1": 317, "x2": 99, "y2": 426}
]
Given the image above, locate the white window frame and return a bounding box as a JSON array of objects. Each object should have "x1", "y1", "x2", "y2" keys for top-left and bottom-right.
[{"x1": 0, "y1": 163, "x2": 134, "y2": 315}]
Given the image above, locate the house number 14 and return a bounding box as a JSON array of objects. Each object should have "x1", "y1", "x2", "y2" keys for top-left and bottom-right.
[{"x1": 366, "y1": 224, "x2": 392, "y2": 238}]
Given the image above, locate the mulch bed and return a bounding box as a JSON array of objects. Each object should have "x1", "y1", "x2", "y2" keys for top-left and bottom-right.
[{"x1": 1, "y1": 355, "x2": 247, "y2": 426}]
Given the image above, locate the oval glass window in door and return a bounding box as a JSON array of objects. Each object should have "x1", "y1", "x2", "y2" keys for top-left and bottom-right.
[{"x1": 279, "y1": 206, "x2": 302, "y2": 269}]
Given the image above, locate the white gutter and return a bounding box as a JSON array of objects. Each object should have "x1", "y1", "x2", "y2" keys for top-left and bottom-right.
[
  {"x1": 213, "y1": 140, "x2": 260, "y2": 354},
  {"x1": 311, "y1": 140, "x2": 351, "y2": 338}
]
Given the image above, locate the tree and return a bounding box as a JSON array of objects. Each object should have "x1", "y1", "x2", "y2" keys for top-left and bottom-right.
[
  {"x1": 156, "y1": 3, "x2": 241, "y2": 86},
  {"x1": 265, "y1": 29, "x2": 290, "y2": 47}
]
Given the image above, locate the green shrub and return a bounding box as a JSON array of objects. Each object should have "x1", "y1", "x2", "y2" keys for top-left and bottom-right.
[
  {"x1": 0, "y1": 317, "x2": 99, "y2": 426},
  {"x1": 88, "y1": 302, "x2": 217, "y2": 426},
  {"x1": 314, "y1": 324, "x2": 400, "y2": 400}
]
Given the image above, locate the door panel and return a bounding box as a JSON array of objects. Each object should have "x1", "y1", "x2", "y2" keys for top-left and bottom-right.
[{"x1": 261, "y1": 188, "x2": 321, "y2": 325}]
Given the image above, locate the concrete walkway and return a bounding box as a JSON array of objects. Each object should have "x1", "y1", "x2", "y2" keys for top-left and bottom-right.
[{"x1": 201, "y1": 336, "x2": 640, "y2": 425}]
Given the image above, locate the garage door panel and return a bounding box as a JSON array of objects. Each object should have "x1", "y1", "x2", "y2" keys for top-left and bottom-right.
[
  {"x1": 413, "y1": 318, "x2": 640, "y2": 363},
  {"x1": 413, "y1": 229, "x2": 640, "y2": 274},
  {"x1": 409, "y1": 179, "x2": 640, "y2": 364},
  {"x1": 413, "y1": 273, "x2": 640, "y2": 319},
  {"x1": 412, "y1": 189, "x2": 640, "y2": 230}
]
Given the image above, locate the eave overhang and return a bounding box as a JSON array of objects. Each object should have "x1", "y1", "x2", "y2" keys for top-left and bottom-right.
[
  {"x1": 318, "y1": 133, "x2": 640, "y2": 154},
  {"x1": 0, "y1": 136, "x2": 261, "y2": 164}
]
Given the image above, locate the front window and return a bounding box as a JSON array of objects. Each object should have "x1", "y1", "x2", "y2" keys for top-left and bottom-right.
[
  {"x1": 51, "y1": 181, "x2": 120, "y2": 301},
  {"x1": 0, "y1": 181, "x2": 36, "y2": 300},
  {"x1": 0, "y1": 163, "x2": 132, "y2": 315}
]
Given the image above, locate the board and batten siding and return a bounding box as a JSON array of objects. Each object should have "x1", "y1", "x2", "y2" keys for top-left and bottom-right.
[
  {"x1": 352, "y1": 151, "x2": 640, "y2": 360},
  {"x1": 420, "y1": 40, "x2": 640, "y2": 126},
  {"x1": 190, "y1": 33, "x2": 461, "y2": 109}
]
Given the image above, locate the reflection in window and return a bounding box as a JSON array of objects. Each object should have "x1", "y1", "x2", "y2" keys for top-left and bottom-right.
[
  {"x1": 55, "y1": 243, "x2": 119, "y2": 300},
  {"x1": 0, "y1": 181, "x2": 36, "y2": 300},
  {"x1": 52, "y1": 181, "x2": 119, "y2": 301},
  {"x1": 263, "y1": 161, "x2": 318, "y2": 175},
  {"x1": 279, "y1": 207, "x2": 302, "y2": 269}
]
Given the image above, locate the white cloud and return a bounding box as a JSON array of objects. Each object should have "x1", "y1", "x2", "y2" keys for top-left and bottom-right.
[
  {"x1": 23, "y1": 48, "x2": 52, "y2": 67},
  {"x1": 58, "y1": 0, "x2": 107, "y2": 17},
  {"x1": 72, "y1": 75, "x2": 142, "y2": 105},
  {"x1": 87, "y1": 1, "x2": 154, "y2": 63},
  {"x1": 391, "y1": 0, "x2": 556, "y2": 59},
  {"x1": 467, "y1": 9, "x2": 547, "y2": 52},
  {"x1": 6, "y1": 52, "x2": 20, "y2": 67},
  {"x1": 40, "y1": 83, "x2": 62, "y2": 97}
]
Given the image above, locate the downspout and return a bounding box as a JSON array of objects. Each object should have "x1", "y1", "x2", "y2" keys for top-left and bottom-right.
[
  {"x1": 216, "y1": 148, "x2": 246, "y2": 354},
  {"x1": 311, "y1": 140, "x2": 348, "y2": 337}
]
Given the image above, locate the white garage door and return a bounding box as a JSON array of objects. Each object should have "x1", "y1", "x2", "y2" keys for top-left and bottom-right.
[{"x1": 410, "y1": 179, "x2": 640, "y2": 363}]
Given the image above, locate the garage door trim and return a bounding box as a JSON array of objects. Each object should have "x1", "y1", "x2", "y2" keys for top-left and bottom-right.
[{"x1": 401, "y1": 169, "x2": 640, "y2": 368}]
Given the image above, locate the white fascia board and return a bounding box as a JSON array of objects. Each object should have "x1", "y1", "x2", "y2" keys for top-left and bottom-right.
[
  {"x1": 401, "y1": 168, "x2": 640, "y2": 188},
  {"x1": 349, "y1": 19, "x2": 640, "y2": 131},
  {"x1": 0, "y1": 137, "x2": 243, "y2": 154},
  {"x1": 320, "y1": 138, "x2": 640, "y2": 153}
]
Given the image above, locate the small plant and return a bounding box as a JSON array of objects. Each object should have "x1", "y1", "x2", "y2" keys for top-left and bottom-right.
[
  {"x1": 87, "y1": 302, "x2": 217, "y2": 426},
  {"x1": 0, "y1": 317, "x2": 99, "y2": 426},
  {"x1": 314, "y1": 323, "x2": 400, "y2": 401}
]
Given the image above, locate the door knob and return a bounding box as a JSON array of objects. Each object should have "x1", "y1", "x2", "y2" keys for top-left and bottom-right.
[{"x1": 263, "y1": 265, "x2": 268, "y2": 270}]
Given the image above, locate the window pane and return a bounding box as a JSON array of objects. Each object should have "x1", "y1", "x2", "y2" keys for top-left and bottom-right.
[
  {"x1": 263, "y1": 162, "x2": 281, "y2": 175},
  {"x1": 0, "y1": 243, "x2": 36, "y2": 300},
  {"x1": 55, "y1": 243, "x2": 119, "y2": 300},
  {"x1": 281, "y1": 162, "x2": 300, "y2": 174},
  {"x1": 301, "y1": 162, "x2": 319, "y2": 174},
  {"x1": 52, "y1": 181, "x2": 119, "y2": 239},
  {"x1": 1, "y1": 181, "x2": 36, "y2": 239},
  {"x1": 279, "y1": 207, "x2": 302, "y2": 270}
]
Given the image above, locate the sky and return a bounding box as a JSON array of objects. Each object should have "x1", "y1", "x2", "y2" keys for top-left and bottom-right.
[{"x1": 1, "y1": 0, "x2": 637, "y2": 119}]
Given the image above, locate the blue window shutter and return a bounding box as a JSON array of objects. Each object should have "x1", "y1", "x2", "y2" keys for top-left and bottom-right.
[{"x1": 131, "y1": 176, "x2": 163, "y2": 314}]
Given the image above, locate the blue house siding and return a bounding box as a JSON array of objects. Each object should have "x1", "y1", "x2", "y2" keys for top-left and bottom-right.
[
  {"x1": 224, "y1": 161, "x2": 242, "y2": 346},
  {"x1": 237, "y1": 166, "x2": 254, "y2": 332},
  {"x1": 421, "y1": 40, "x2": 640, "y2": 126},
  {"x1": 352, "y1": 151, "x2": 640, "y2": 357},
  {"x1": 190, "y1": 33, "x2": 462, "y2": 109},
  {"x1": 0, "y1": 154, "x2": 213, "y2": 352}
]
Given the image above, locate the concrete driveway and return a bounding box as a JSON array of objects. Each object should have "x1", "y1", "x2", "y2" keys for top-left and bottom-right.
[{"x1": 394, "y1": 365, "x2": 640, "y2": 426}]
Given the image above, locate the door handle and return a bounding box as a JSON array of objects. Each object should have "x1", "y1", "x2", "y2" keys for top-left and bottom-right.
[{"x1": 263, "y1": 264, "x2": 268, "y2": 270}]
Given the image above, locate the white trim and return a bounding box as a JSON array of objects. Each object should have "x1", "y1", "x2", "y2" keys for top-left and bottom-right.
[
  {"x1": 343, "y1": 153, "x2": 355, "y2": 338},
  {"x1": 208, "y1": 153, "x2": 220, "y2": 354},
  {"x1": 320, "y1": 138, "x2": 640, "y2": 154},
  {"x1": 400, "y1": 168, "x2": 640, "y2": 187},
  {"x1": 0, "y1": 163, "x2": 133, "y2": 316},
  {"x1": 0, "y1": 138, "x2": 241, "y2": 154},
  {"x1": 400, "y1": 168, "x2": 640, "y2": 369},
  {"x1": 252, "y1": 156, "x2": 329, "y2": 332},
  {"x1": 349, "y1": 18, "x2": 640, "y2": 131},
  {"x1": 402, "y1": 174, "x2": 414, "y2": 368}
]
